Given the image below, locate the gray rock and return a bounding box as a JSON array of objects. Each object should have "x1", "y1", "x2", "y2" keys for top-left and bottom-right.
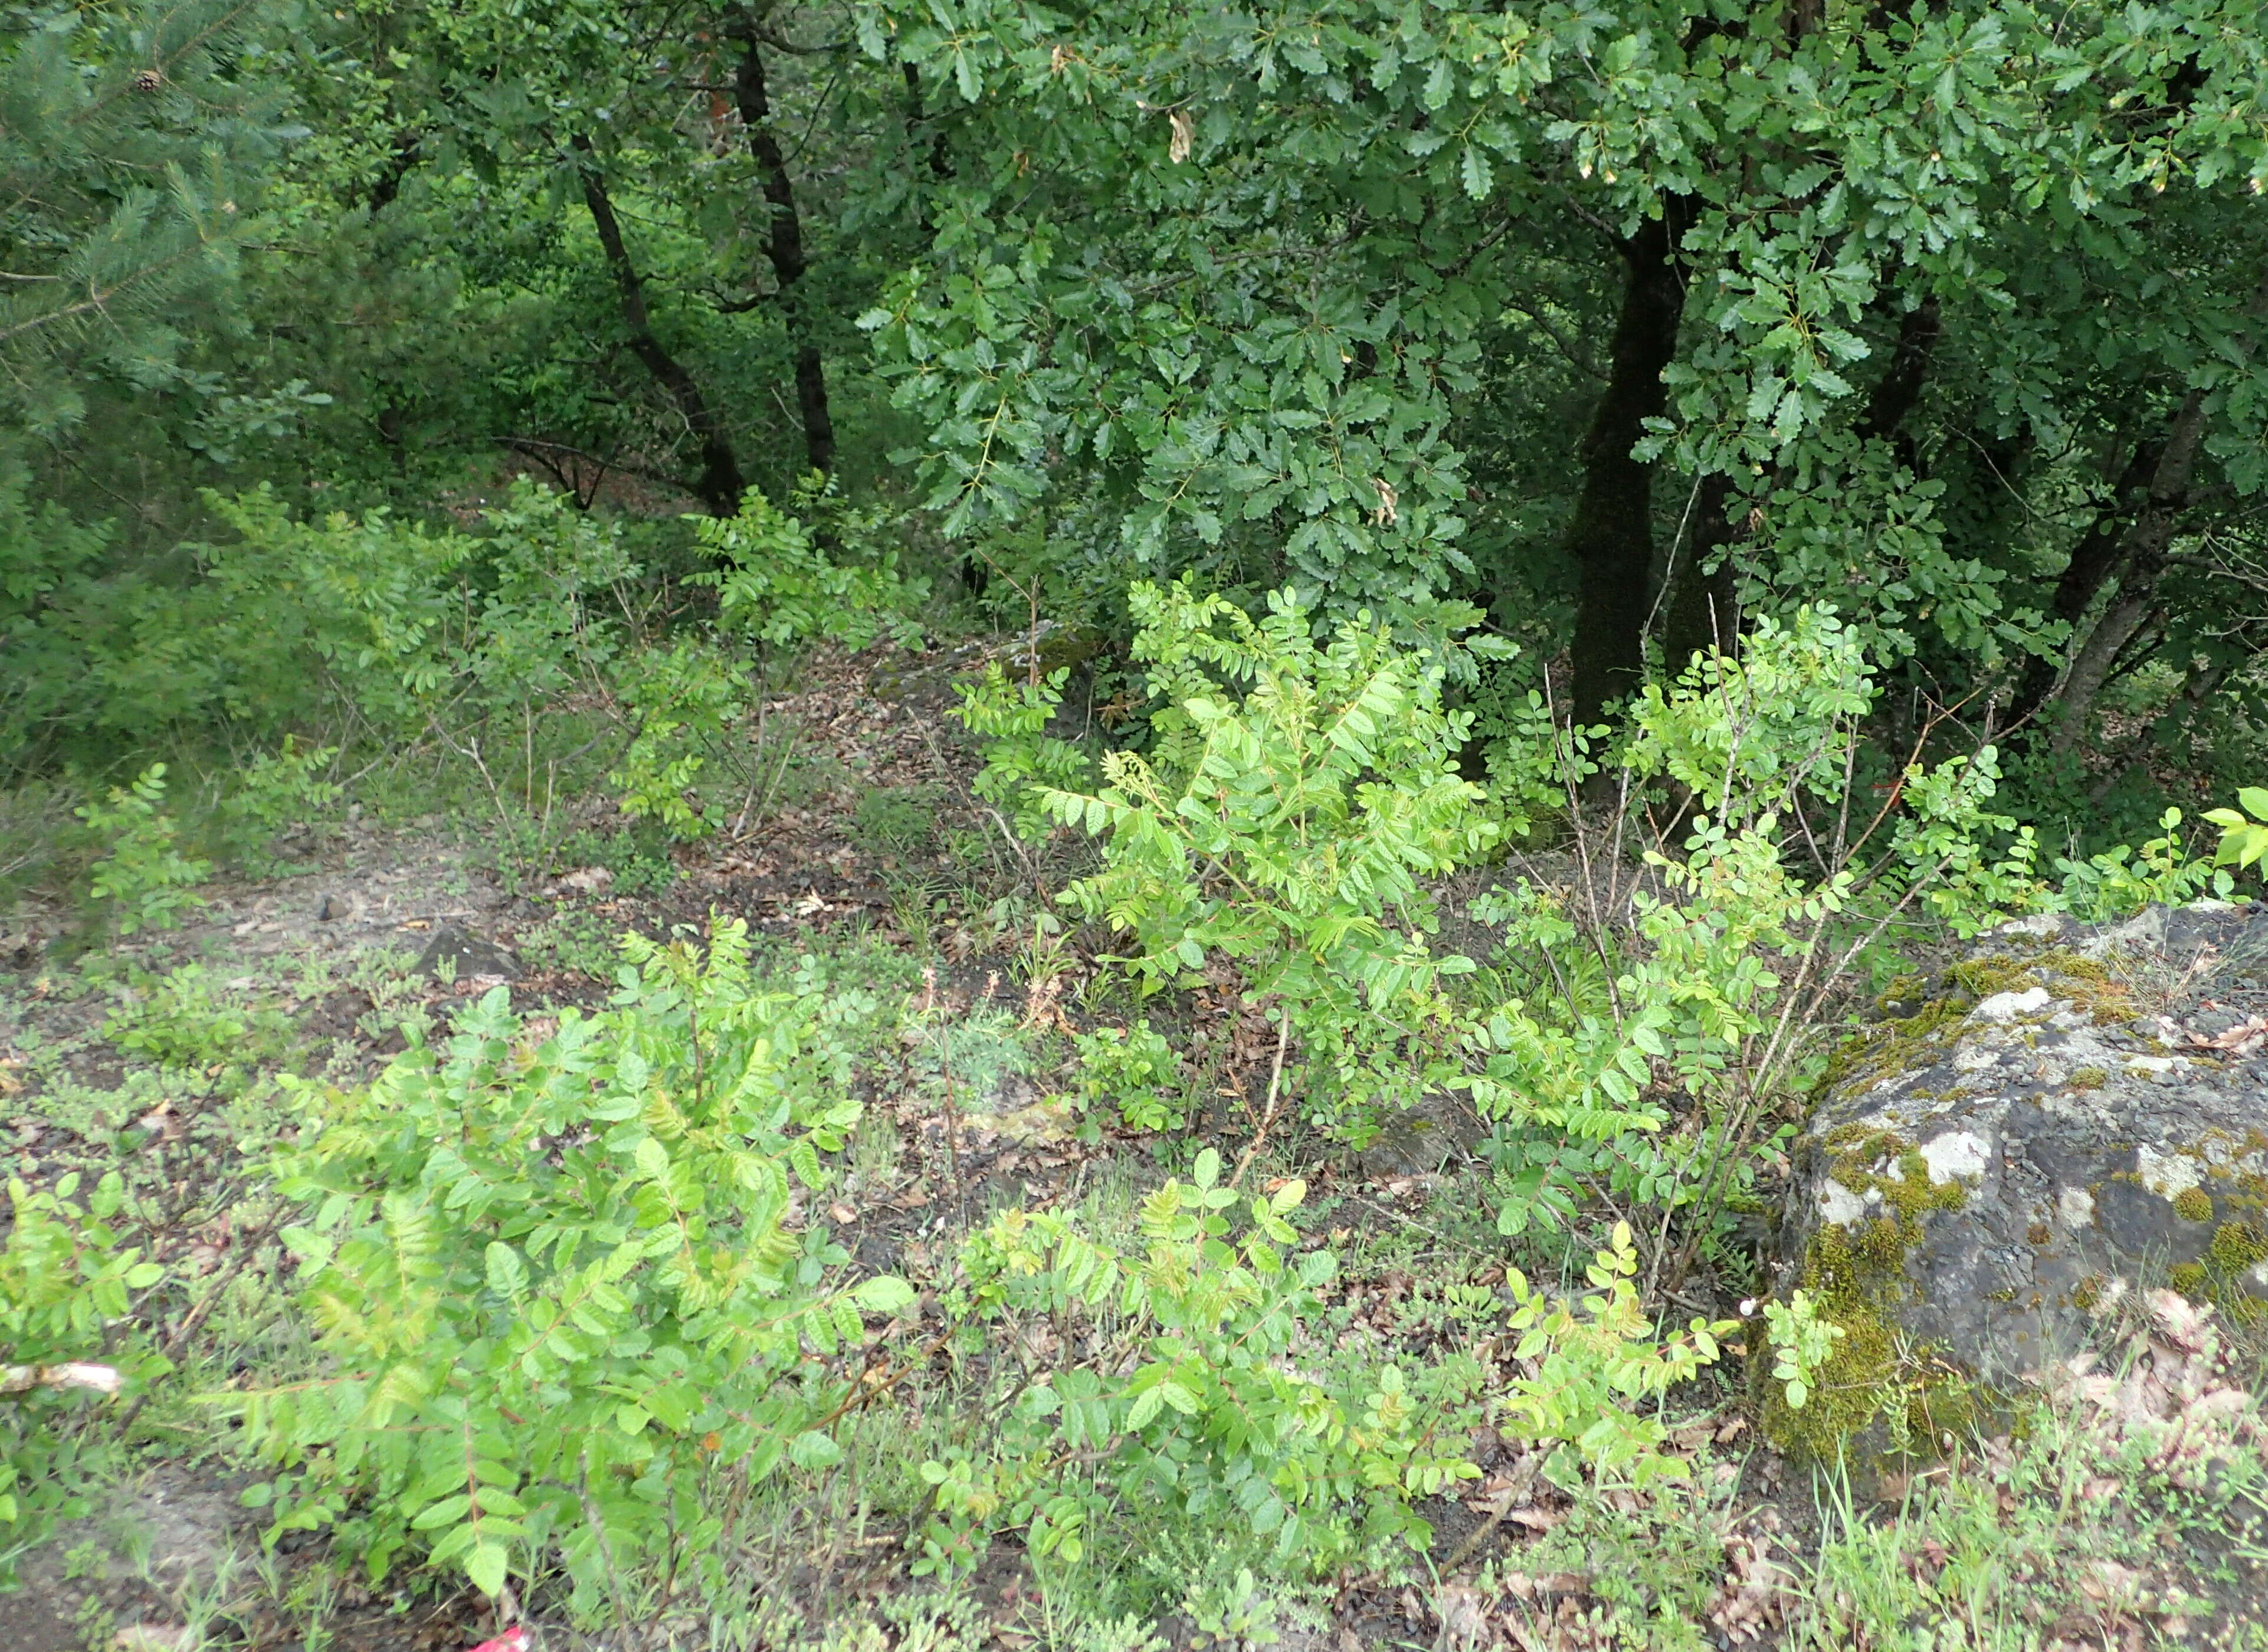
[
  {"x1": 1782, "y1": 900, "x2": 2268, "y2": 1389},
  {"x1": 412, "y1": 922, "x2": 521, "y2": 982}
]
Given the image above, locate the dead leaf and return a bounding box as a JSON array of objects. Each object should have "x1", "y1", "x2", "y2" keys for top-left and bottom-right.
[
  {"x1": 114, "y1": 1627, "x2": 189, "y2": 1652},
  {"x1": 2144, "y1": 1288, "x2": 2214, "y2": 1355},
  {"x1": 1167, "y1": 107, "x2": 1194, "y2": 163},
  {"x1": 1434, "y1": 1581, "x2": 1488, "y2": 1649},
  {"x1": 1709, "y1": 1529, "x2": 1791, "y2": 1644},
  {"x1": 2077, "y1": 1558, "x2": 2145, "y2": 1604},
  {"x1": 1371, "y1": 475, "x2": 1399, "y2": 526},
  {"x1": 2181, "y1": 1014, "x2": 2268, "y2": 1054}
]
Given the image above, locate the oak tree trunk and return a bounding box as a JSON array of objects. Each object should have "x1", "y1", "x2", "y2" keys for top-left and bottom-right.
[
  {"x1": 735, "y1": 24, "x2": 835, "y2": 477},
  {"x1": 1565, "y1": 204, "x2": 1693, "y2": 729},
  {"x1": 572, "y1": 139, "x2": 745, "y2": 516}
]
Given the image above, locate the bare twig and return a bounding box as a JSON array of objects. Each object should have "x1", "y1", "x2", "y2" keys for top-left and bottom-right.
[
  {"x1": 1230, "y1": 1011, "x2": 1293, "y2": 1188},
  {"x1": 1, "y1": 1362, "x2": 121, "y2": 1396}
]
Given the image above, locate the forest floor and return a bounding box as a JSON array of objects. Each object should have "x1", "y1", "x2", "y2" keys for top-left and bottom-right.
[{"x1": 8, "y1": 640, "x2": 2268, "y2": 1652}]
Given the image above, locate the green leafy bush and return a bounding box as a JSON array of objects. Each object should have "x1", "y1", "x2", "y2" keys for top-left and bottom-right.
[
  {"x1": 1037, "y1": 581, "x2": 1503, "y2": 1133},
  {"x1": 219, "y1": 919, "x2": 913, "y2": 1618},
  {"x1": 1461, "y1": 606, "x2": 2221, "y2": 1240},
  {"x1": 917, "y1": 1149, "x2": 1482, "y2": 1577},
  {"x1": 949, "y1": 661, "x2": 1094, "y2": 843},
  {"x1": 607, "y1": 640, "x2": 748, "y2": 840},
  {"x1": 545, "y1": 825, "x2": 679, "y2": 897},
  {"x1": 2047, "y1": 806, "x2": 2232, "y2": 921},
  {"x1": 1499, "y1": 1223, "x2": 1732, "y2": 1490},
  {"x1": 691, "y1": 484, "x2": 928, "y2": 653},
  {"x1": 7, "y1": 479, "x2": 643, "y2": 795},
  {"x1": 1763, "y1": 1289, "x2": 1843, "y2": 1414},
  {"x1": 77, "y1": 763, "x2": 210, "y2": 935},
  {"x1": 2205, "y1": 787, "x2": 2268, "y2": 876},
  {"x1": 103, "y1": 963, "x2": 290, "y2": 1071},
  {"x1": 1, "y1": 1173, "x2": 169, "y2": 1582},
  {"x1": 1073, "y1": 1020, "x2": 1184, "y2": 1133},
  {"x1": 219, "y1": 736, "x2": 342, "y2": 866}
]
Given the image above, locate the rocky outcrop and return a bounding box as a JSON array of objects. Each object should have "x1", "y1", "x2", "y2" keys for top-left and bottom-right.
[{"x1": 1778, "y1": 901, "x2": 2268, "y2": 1444}]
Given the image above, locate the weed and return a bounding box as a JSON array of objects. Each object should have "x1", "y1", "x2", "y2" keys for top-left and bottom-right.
[
  {"x1": 218, "y1": 919, "x2": 916, "y2": 1619},
  {"x1": 1, "y1": 1172, "x2": 171, "y2": 1581},
  {"x1": 856, "y1": 783, "x2": 942, "y2": 856},
  {"x1": 78, "y1": 765, "x2": 210, "y2": 936},
  {"x1": 1073, "y1": 1020, "x2": 1183, "y2": 1132},
  {"x1": 516, "y1": 909, "x2": 622, "y2": 978},
  {"x1": 102, "y1": 963, "x2": 291, "y2": 1071}
]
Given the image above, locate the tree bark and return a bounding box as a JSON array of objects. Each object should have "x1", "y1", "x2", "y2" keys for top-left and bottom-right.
[
  {"x1": 734, "y1": 22, "x2": 835, "y2": 476},
  {"x1": 1566, "y1": 202, "x2": 1694, "y2": 729},
  {"x1": 2001, "y1": 432, "x2": 2162, "y2": 733},
  {"x1": 572, "y1": 138, "x2": 746, "y2": 516},
  {"x1": 2044, "y1": 387, "x2": 2209, "y2": 755},
  {"x1": 1855, "y1": 297, "x2": 1941, "y2": 464}
]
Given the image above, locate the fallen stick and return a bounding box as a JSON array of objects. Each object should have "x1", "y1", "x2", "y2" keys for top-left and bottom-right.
[{"x1": 1, "y1": 1362, "x2": 122, "y2": 1397}]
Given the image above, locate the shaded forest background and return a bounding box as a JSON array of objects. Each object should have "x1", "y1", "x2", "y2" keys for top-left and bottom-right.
[{"x1": 4, "y1": 0, "x2": 2264, "y2": 825}]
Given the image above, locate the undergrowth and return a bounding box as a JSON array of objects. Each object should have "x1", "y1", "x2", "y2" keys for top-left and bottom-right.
[{"x1": 5, "y1": 566, "x2": 2267, "y2": 1648}]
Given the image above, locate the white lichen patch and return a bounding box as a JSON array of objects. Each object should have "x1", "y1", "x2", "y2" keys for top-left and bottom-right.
[
  {"x1": 1975, "y1": 987, "x2": 2053, "y2": 1024},
  {"x1": 1954, "y1": 1043, "x2": 2006, "y2": 1074},
  {"x1": 2059, "y1": 1185, "x2": 2096, "y2": 1228},
  {"x1": 2136, "y1": 1145, "x2": 2204, "y2": 1200},
  {"x1": 1992, "y1": 914, "x2": 2064, "y2": 939},
  {"x1": 1916, "y1": 1130, "x2": 1992, "y2": 1184},
  {"x1": 1817, "y1": 1179, "x2": 1872, "y2": 1225},
  {"x1": 2080, "y1": 909, "x2": 2166, "y2": 959},
  {"x1": 2122, "y1": 1054, "x2": 2189, "y2": 1081}
]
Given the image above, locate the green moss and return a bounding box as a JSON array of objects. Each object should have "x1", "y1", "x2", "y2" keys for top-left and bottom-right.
[
  {"x1": 1763, "y1": 1204, "x2": 1985, "y2": 1465},
  {"x1": 2171, "y1": 1261, "x2": 2210, "y2": 1302},
  {"x1": 2174, "y1": 1186, "x2": 2215, "y2": 1224},
  {"x1": 1815, "y1": 946, "x2": 2134, "y2": 1103},
  {"x1": 1948, "y1": 954, "x2": 2040, "y2": 999},
  {"x1": 1762, "y1": 1218, "x2": 1907, "y2": 1460},
  {"x1": 2069, "y1": 1067, "x2": 2108, "y2": 1091},
  {"x1": 2208, "y1": 1220, "x2": 2268, "y2": 1275},
  {"x1": 1903, "y1": 1379, "x2": 1990, "y2": 1453},
  {"x1": 1947, "y1": 948, "x2": 2136, "y2": 1026},
  {"x1": 1876, "y1": 973, "x2": 1923, "y2": 1014},
  {"x1": 1815, "y1": 999, "x2": 1969, "y2": 1097},
  {"x1": 2070, "y1": 1274, "x2": 2105, "y2": 1312},
  {"x1": 1816, "y1": 1129, "x2": 1968, "y2": 1222}
]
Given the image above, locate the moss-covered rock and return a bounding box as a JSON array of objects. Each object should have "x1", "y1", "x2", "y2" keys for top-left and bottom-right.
[{"x1": 1777, "y1": 900, "x2": 2268, "y2": 1460}]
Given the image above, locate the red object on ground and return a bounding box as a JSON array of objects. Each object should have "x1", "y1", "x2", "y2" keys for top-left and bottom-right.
[{"x1": 466, "y1": 1631, "x2": 527, "y2": 1652}]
